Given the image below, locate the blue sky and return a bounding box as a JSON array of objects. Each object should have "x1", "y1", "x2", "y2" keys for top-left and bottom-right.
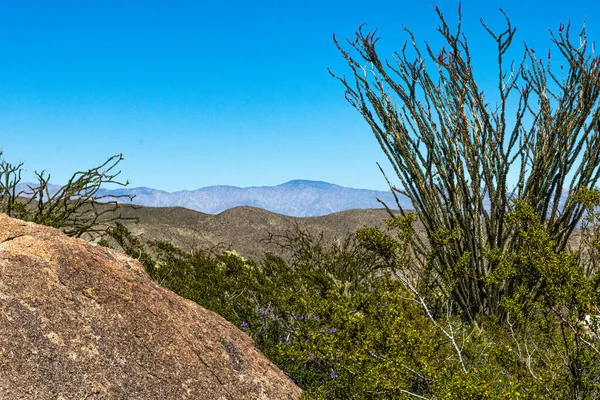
[{"x1": 0, "y1": 0, "x2": 598, "y2": 191}]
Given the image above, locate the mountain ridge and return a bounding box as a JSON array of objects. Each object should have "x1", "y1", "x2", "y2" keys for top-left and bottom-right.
[{"x1": 16, "y1": 179, "x2": 411, "y2": 217}]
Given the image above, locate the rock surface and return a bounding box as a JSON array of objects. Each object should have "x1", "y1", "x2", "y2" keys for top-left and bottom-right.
[{"x1": 0, "y1": 214, "x2": 302, "y2": 399}]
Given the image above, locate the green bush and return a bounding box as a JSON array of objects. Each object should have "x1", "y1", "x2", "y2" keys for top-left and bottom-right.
[{"x1": 104, "y1": 203, "x2": 600, "y2": 399}]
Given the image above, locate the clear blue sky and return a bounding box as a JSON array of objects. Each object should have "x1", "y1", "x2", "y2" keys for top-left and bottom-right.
[{"x1": 0, "y1": 0, "x2": 598, "y2": 191}]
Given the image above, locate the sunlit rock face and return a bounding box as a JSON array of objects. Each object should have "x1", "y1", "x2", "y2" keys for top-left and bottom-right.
[{"x1": 0, "y1": 214, "x2": 301, "y2": 400}]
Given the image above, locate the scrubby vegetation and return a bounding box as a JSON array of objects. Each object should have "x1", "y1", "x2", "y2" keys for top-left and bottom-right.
[{"x1": 102, "y1": 196, "x2": 600, "y2": 399}]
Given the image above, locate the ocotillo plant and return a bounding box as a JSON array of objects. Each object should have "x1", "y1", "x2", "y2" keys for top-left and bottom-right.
[
  {"x1": 330, "y1": 6, "x2": 600, "y2": 321},
  {"x1": 0, "y1": 152, "x2": 136, "y2": 238}
]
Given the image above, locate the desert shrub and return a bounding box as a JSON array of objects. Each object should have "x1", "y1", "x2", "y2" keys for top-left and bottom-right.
[
  {"x1": 359, "y1": 200, "x2": 600, "y2": 398},
  {"x1": 0, "y1": 152, "x2": 135, "y2": 238},
  {"x1": 104, "y1": 209, "x2": 600, "y2": 399}
]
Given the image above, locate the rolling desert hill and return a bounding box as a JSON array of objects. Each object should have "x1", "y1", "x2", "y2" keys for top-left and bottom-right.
[
  {"x1": 106, "y1": 201, "x2": 589, "y2": 265},
  {"x1": 109, "y1": 204, "x2": 418, "y2": 263}
]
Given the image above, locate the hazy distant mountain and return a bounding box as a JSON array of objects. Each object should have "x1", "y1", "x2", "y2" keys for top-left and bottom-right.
[
  {"x1": 100, "y1": 180, "x2": 411, "y2": 217},
  {"x1": 17, "y1": 180, "x2": 412, "y2": 217}
]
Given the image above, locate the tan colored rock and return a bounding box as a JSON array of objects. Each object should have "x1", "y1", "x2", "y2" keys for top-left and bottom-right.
[{"x1": 0, "y1": 214, "x2": 302, "y2": 399}]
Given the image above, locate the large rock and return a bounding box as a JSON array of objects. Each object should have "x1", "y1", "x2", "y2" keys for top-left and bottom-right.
[{"x1": 0, "y1": 214, "x2": 302, "y2": 399}]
